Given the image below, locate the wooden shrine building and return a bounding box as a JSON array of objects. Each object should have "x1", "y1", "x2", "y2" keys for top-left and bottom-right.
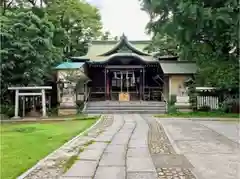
[{"x1": 55, "y1": 34, "x2": 197, "y2": 114}]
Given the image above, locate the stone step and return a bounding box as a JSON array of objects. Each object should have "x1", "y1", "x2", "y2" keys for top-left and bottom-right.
[
  {"x1": 84, "y1": 101, "x2": 167, "y2": 114},
  {"x1": 84, "y1": 109, "x2": 166, "y2": 114},
  {"x1": 88, "y1": 103, "x2": 166, "y2": 107},
  {"x1": 86, "y1": 106, "x2": 166, "y2": 110},
  {"x1": 88, "y1": 101, "x2": 165, "y2": 104}
]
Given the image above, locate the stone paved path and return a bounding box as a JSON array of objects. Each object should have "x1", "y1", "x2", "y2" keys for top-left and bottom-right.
[
  {"x1": 61, "y1": 114, "x2": 158, "y2": 179},
  {"x1": 60, "y1": 114, "x2": 239, "y2": 179},
  {"x1": 155, "y1": 117, "x2": 240, "y2": 179}
]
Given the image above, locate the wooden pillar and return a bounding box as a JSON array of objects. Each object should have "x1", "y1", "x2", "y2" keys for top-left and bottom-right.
[
  {"x1": 143, "y1": 68, "x2": 145, "y2": 100},
  {"x1": 23, "y1": 96, "x2": 25, "y2": 117},
  {"x1": 139, "y1": 69, "x2": 142, "y2": 100},
  {"x1": 41, "y1": 89, "x2": 47, "y2": 117},
  {"x1": 49, "y1": 96, "x2": 51, "y2": 109},
  {"x1": 104, "y1": 68, "x2": 107, "y2": 100},
  {"x1": 83, "y1": 83, "x2": 85, "y2": 101},
  {"x1": 13, "y1": 89, "x2": 20, "y2": 118}
]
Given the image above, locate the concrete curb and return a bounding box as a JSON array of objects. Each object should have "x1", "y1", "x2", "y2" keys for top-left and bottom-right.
[
  {"x1": 156, "y1": 117, "x2": 239, "y2": 121},
  {"x1": 17, "y1": 115, "x2": 104, "y2": 179},
  {"x1": 0, "y1": 115, "x2": 98, "y2": 123}
]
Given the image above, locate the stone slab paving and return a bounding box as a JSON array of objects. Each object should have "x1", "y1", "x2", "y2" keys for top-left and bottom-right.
[
  {"x1": 20, "y1": 113, "x2": 239, "y2": 179},
  {"x1": 63, "y1": 160, "x2": 98, "y2": 178},
  {"x1": 94, "y1": 166, "x2": 126, "y2": 179},
  {"x1": 127, "y1": 114, "x2": 158, "y2": 179},
  {"x1": 96, "y1": 114, "x2": 136, "y2": 178},
  {"x1": 155, "y1": 117, "x2": 240, "y2": 179},
  {"x1": 142, "y1": 115, "x2": 197, "y2": 179},
  {"x1": 63, "y1": 115, "x2": 125, "y2": 179},
  {"x1": 18, "y1": 115, "x2": 114, "y2": 179},
  {"x1": 61, "y1": 114, "x2": 158, "y2": 179},
  {"x1": 197, "y1": 120, "x2": 240, "y2": 144}
]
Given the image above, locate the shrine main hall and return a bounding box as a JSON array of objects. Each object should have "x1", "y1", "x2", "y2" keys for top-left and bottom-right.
[{"x1": 55, "y1": 34, "x2": 197, "y2": 112}]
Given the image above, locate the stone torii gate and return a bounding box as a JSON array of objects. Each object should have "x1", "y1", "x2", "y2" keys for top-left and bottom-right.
[{"x1": 8, "y1": 86, "x2": 52, "y2": 119}]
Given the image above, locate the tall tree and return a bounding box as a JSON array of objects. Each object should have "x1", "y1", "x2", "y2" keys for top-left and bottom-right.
[
  {"x1": 141, "y1": 0, "x2": 239, "y2": 89},
  {"x1": 0, "y1": 11, "x2": 65, "y2": 100},
  {"x1": 144, "y1": 33, "x2": 179, "y2": 56},
  {"x1": 46, "y1": 0, "x2": 102, "y2": 57}
]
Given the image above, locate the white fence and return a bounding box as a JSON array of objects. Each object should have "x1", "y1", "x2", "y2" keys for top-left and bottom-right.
[{"x1": 197, "y1": 96, "x2": 219, "y2": 109}]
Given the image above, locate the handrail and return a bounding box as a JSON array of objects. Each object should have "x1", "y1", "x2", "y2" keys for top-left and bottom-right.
[
  {"x1": 160, "y1": 91, "x2": 168, "y2": 113},
  {"x1": 82, "y1": 87, "x2": 91, "y2": 112}
]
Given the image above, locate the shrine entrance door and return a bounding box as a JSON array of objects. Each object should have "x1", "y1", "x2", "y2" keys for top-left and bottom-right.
[{"x1": 106, "y1": 66, "x2": 144, "y2": 101}]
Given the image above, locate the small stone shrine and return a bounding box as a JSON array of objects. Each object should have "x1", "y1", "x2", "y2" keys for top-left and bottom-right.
[{"x1": 175, "y1": 84, "x2": 192, "y2": 112}]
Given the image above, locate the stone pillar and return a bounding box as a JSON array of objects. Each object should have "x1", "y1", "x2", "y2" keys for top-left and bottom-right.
[
  {"x1": 41, "y1": 89, "x2": 47, "y2": 117},
  {"x1": 13, "y1": 89, "x2": 20, "y2": 119}
]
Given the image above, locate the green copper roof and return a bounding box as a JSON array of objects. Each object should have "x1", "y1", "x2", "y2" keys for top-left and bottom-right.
[
  {"x1": 54, "y1": 62, "x2": 85, "y2": 69},
  {"x1": 85, "y1": 53, "x2": 157, "y2": 63},
  {"x1": 159, "y1": 62, "x2": 197, "y2": 74},
  {"x1": 86, "y1": 34, "x2": 150, "y2": 57}
]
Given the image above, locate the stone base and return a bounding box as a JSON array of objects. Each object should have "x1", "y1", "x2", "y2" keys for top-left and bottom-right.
[
  {"x1": 175, "y1": 102, "x2": 191, "y2": 107},
  {"x1": 58, "y1": 108, "x2": 77, "y2": 116},
  {"x1": 175, "y1": 103, "x2": 192, "y2": 113},
  {"x1": 177, "y1": 108, "x2": 192, "y2": 112}
]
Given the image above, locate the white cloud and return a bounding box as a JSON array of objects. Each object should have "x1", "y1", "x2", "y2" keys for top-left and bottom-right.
[{"x1": 87, "y1": 0, "x2": 151, "y2": 40}]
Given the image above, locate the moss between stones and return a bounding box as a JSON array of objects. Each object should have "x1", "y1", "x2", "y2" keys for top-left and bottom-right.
[
  {"x1": 83, "y1": 139, "x2": 95, "y2": 147},
  {"x1": 104, "y1": 141, "x2": 111, "y2": 144},
  {"x1": 63, "y1": 155, "x2": 78, "y2": 172}
]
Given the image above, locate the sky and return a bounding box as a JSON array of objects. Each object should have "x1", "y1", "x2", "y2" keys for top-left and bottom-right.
[{"x1": 86, "y1": 0, "x2": 151, "y2": 40}]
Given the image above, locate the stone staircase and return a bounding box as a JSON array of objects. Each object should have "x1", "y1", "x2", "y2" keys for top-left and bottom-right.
[{"x1": 83, "y1": 101, "x2": 166, "y2": 114}]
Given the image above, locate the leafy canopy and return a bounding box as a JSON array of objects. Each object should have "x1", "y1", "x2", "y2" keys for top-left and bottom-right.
[
  {"x1": 0, "y1": 0, "x2": 103, "y2": 103},
  {"x1": 141, "y1": 0, "x2": 239, "y2": 89}
]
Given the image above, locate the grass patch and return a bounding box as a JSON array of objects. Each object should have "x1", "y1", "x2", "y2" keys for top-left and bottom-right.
[
  {"x1": 155, "y1": 111, "x2": 239, "y2": 119},
  {"x1": 72, "y1": 115, "x2": 100, "y2": 121},
  {"x1": 0, "y1": 118, "x2": 98, "y2": 179}
]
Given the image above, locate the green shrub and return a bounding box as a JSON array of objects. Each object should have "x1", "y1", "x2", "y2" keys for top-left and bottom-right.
[
  {"x1": 198, "y1": 105, "x2": 211, "y2": 112},
  {"x1": 169, "y1": 95, "x2": 177, "y2": 105},
  {"x1": 0, "y1": 104, "x2": 15, "y2": 118},
  {"x1": 167, "y1": 104, "x2": 178, "y2": 114},
  {"x1": 47, "y1": 107, "x2": 59, "y2": 116},
  {"x1": 220, "y1": 98, "x2": 239, "y2": 113},
  {"x1": 76, "y1": 100, "x2": 84, "y2": 114}
]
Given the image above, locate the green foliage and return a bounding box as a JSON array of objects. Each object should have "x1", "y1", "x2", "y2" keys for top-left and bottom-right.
[
  {"x1": 198, "y1": 105, "x2": 211, "y2": 112},
  {"x1": 47, "y1": 107, "x2": 59, "y2": 116},
  {"x1": 76, "y1": 100, "x2": 84, "y2": 114},
  {"x1": 0, "y1": 0, "x2": 102, "y2": 116},
  {"x1": 220, "y1": 98, "x2": 239, "y2": 113},
  {"x1": 167, "y1": 104, "x2": 178, "y2": 114},
  {"x1": 0, "y1": 104, "x2": 15, "y2": 117},
  {"x1": 1, "y1": 11, "x2": 64, "y2": 100},
  {"x1": 141, "y1": 0, "x2": 239, "y2": 89},
  {"x1": 169, "y1": 94, "x2": 177, "y2": 105},
  {"x1": 145, "y1": 33, "x2": 179, "y2": 56},
  {"x1": 186, "y1": 81, "x2": 198, "y2": 111},
  {"x1": 46, "y1": 0, "x2": 102, "y2": 57}
]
